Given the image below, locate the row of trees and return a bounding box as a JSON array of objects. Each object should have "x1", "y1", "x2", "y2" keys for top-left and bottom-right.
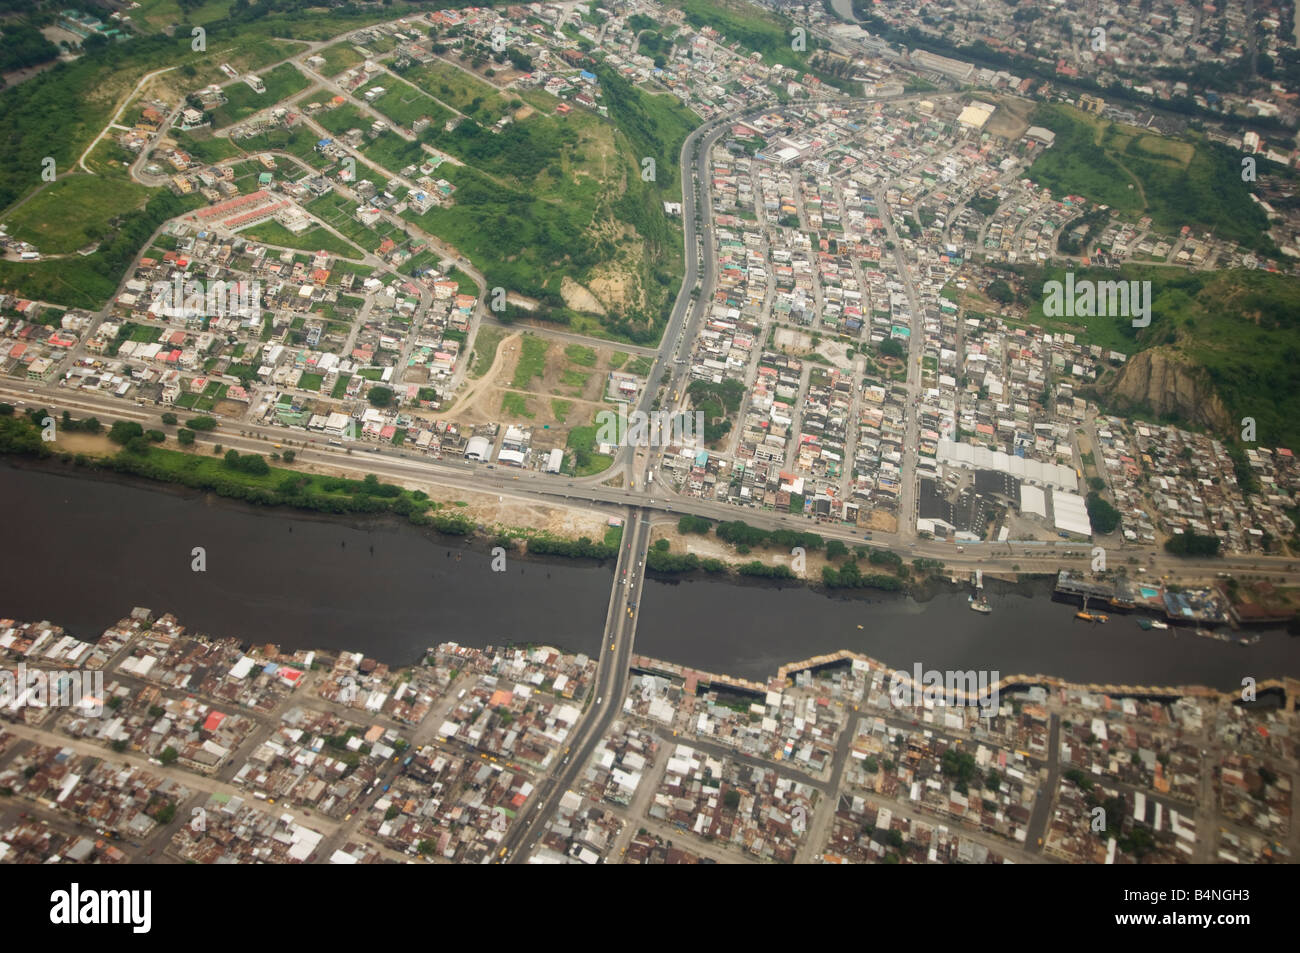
[
  {"x1": 715, "y1": 519, "x2": 823, "y2": 552},
  {"x1": 527, "y1": 536, "x2": 616, "y2": 560},
  {"x1": 821, "y1": 558, "x2": 905, "y2": 591}
]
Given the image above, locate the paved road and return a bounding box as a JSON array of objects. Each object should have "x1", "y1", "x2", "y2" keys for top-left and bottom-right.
[
  {"x1": 503, "y1": 506, "x2": 650, "y2": 862},
  {"x1": 12, "y1": 377, "x2": 1290, "y2": 588}
]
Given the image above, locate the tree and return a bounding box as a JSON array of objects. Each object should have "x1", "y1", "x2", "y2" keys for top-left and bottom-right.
[
  {"x1": 242, "y1": 453, "x2": 270, "y2": 476},
  {"x1": 187, "y1": 416, "x2": 217, "y2": 431},
  {"x1": 986, "y1": 278, "x2": 1014, "y2": 304},
  {"x1": 282, "y1": 449, "x2": 296, "y2": 463},
  {"x1": 108, "y1": 420, "x2": 144, "y2": 445},
  {"x1": 1165, "y1": 532, "x2": 1221, "y2": 557},
  {"x1": 161, "y1": 412, "x2": 178, "y2": 426},
  {"x1": 723, "y1": 789, "x2": 741, "y2": 810},
  {"x1": 677, "y1": 514, "x2": 711, "y2": 534},
  {"x1": 878, "y1": 338, "x2": 905, "y2": 359},
  {"x1": 159, "y1": 746, "x2": 179, "y2": 765},
  {"x1": 177, "y1": 428, "x2": 196, "y2": 446},
  {"x1": 1085, "y1": 491, "x2": 1121, "y2": 534},
  {"x1": 368, "y1": 386, "x2": 395, "y2": 408}
]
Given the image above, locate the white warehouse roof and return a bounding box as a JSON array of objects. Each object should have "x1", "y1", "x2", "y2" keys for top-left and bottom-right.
[
  {"x1": 937, "y1": 438, "x2": 1078, "y2": 492},
  {"x1": 1052, "y1": 490, "x2": 1093, "y2": 537}
]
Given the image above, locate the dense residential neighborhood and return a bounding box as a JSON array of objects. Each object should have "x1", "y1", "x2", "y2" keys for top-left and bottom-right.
[{"x1": 0, "y1": 0, "x2": 1298, "y2": 884}]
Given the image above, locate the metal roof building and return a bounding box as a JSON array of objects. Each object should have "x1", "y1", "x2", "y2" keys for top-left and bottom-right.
[{"x1": 937, "y1": 438, "x2": 1078, "y2": 493}]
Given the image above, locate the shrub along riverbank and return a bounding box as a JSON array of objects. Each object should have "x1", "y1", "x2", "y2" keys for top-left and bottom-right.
[{"x1": 0, "y1": 405, "x2": 470, "y2": 539}]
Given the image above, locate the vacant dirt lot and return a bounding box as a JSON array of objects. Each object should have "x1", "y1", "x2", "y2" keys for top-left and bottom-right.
[
  {"x1": 986, "y1": 95, "x2": 1035, "y2": 141},
  {"x1": 283, "y1": 449, "x2": 608, "y2": 538},
  {"x1": 446, "y1": 333, "x2": 637, "y2": 452}
]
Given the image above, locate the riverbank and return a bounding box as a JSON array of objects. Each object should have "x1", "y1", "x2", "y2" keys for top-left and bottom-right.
[
  {"x1": 2, "y1": 409, "x2": 961, "y2": 591},
  {"x1": 2, "y1": 459, "x2": 1299, "y2": 689},
  {"x1": 0, "y1": 409, "x2": 621, "y2": 561},
  {"x1": 634, "y1": 572, "x2": 1300, "y2": 690},
  {"x1": 0, "y1": 460, "x2": 614, "y2": 660},
  {"x1": 631, "y1": 649, "x2": 1293, "y2": 708}
]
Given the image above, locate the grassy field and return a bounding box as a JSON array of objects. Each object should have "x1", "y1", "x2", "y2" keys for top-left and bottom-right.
[
  {"x1": 232, "y1": 125, "x2": 333, "y2": 169},
  {"x1": 501, "y1": 392, "x2": 533, "y2": 418},
  {"x1": 1027, "y1": 103, "x2": 1273, "y2": 253},
  {"x1": 317, "y1": 43, "x2": 366, "y2": 77},
  {"x1": 241, "y1": 221, "x2": 365, "y2": 260},
  {"x1": 4, "y1": 175, "x2": 150, "y2": 254},
  {"x1": 172, "y1": 129, "x2": 243, "y2": 164},
  {"x1": 306, "y1": 192, "x2": 400, "y2": 252},
  {"x1": 394, "y1": 67, "x2": 693, "y2": 344},
  {"x1": 671, "y1": 0, "x2": 851, "y2": 91},
  {"x1": 83, "y1": 138, "x2": 138, "y2": 179},
  {"x1": 564, "y1": 344, "x2": 597, "y2": 367},
  {"x1": 361, "y1": 77, "x2": 455, "y2": 130},
  {"x1": 407, "y1": 61, "x2": 505, "y2": 116},
  {"x1": 560, "y1": 369, "x2": 590, "y2": 390},
  {"x1": 511, "y1": 335, "x2": 548, "y2": 389},
  {"x1": 210, "y1": 63, "x2": 312, "y2": 129},
  {"x1": 448, "y1": 266, "x2": 478, "y2": 297},
  {"x1": 313, "y1": 102, "x2": 371, "y2": 136},
  {"x1": 1010, "y1": 264, "x2": 1146, "y2": 355},
  {"x1": 357, "y1": 131, "x2": 424, "y2": 179},
  {"x1": 0, "y1": 189, "x2": 205, "y2": 309},
  {"x1": 133, "y1": 0, "x2": 234, "y2": 30},
  {"x1": 551, "y1": 399, "x2": 572, "y2": 423},
  {"x1": 566, "y1": 423, "x2": 614, "y2": 476},
  {"x1": 470, "y1": 327, "x2": 504, "y2": 378}
]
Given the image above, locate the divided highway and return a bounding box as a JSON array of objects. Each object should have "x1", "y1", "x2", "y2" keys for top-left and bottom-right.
[{"x1": 503, "y1": 506, "x2": 650, "y2": 862}]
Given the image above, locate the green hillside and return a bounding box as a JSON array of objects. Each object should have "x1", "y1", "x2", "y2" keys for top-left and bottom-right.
[{"x1": 1027, "y1": 103, "x2": 1277, "y2": 255}]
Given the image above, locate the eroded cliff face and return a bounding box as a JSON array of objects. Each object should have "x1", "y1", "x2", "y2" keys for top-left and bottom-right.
[{"x1": 1106, "y1": 348, "x2": 1230, "y2": 431}]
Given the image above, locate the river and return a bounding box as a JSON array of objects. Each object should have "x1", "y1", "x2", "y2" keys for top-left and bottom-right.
[
  {"x1": 635, "y1": 575, "x2": 1300, "y2": 691},
  {"x1": 0, "y1": 462, "x2": 612, "y2": 661},
  {"x1": 2, "y1": 462, "x2": 1298, "y2": 691}
]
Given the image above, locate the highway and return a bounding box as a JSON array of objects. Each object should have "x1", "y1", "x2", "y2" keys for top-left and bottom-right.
[
  {"x1": 502, "y1": 506, "x2": 650, "y2": 862},
  {"x1": 6, "y1": 378, "x2": 1289, "y2": 585},
  {"x1": 5, "y1": 72, "x2": 1297, "y2": 863}
]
